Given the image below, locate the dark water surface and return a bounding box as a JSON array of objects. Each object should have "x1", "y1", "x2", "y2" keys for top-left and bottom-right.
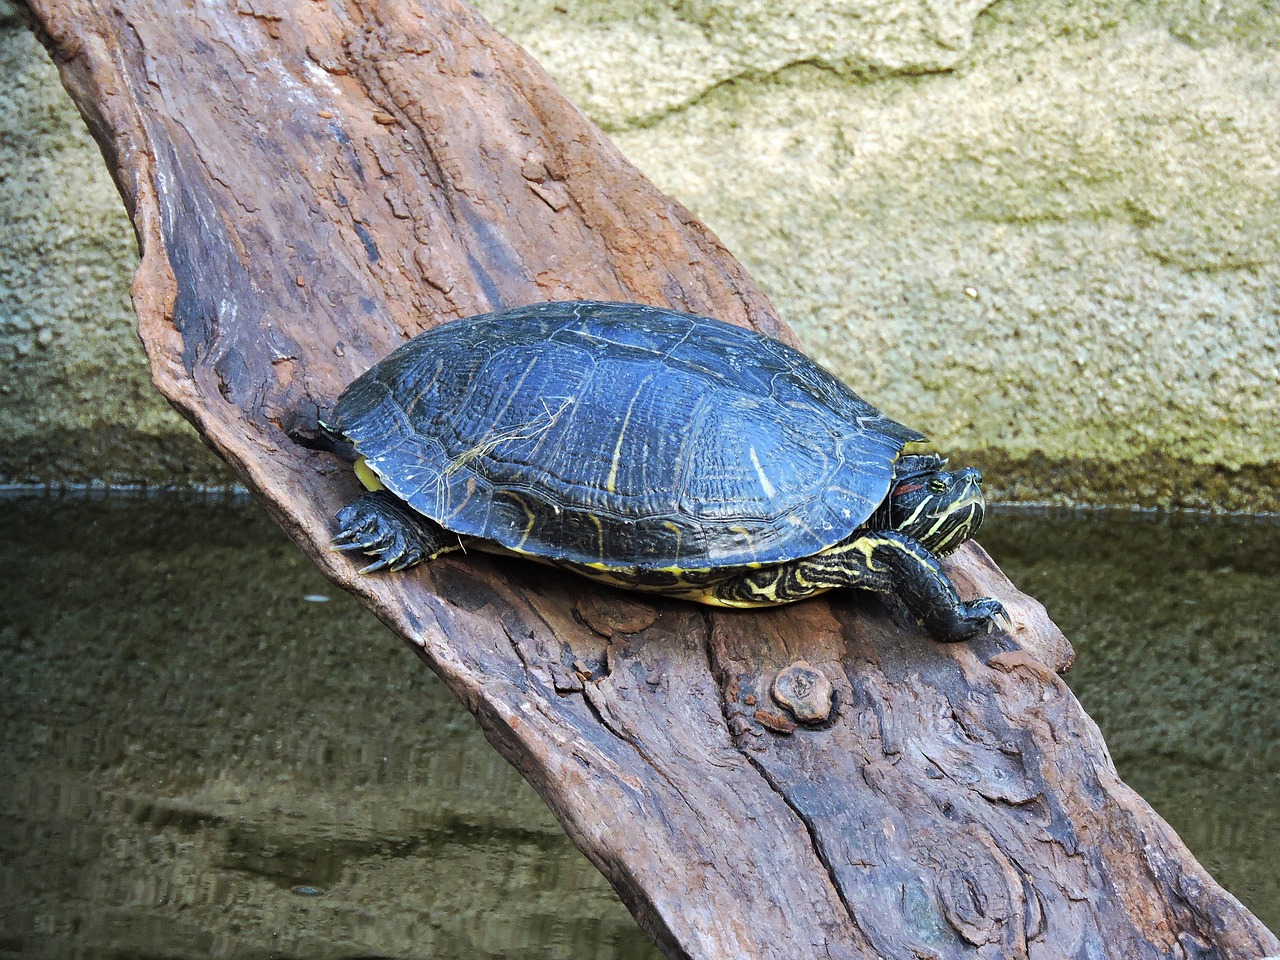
[{"x1": 1, "y1": 493, "x2": 1276, "y2": 957}]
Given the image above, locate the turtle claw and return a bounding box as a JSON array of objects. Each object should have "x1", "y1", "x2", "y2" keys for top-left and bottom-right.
[
  {"x1": 350, "y1": 527, "x2": 407, "y2": 573},
  {"x1": 332, "y1": 511, "x2": 374, "y2": 544},
  {"x1": 968, "y1": 597, "x2": 1008, "y2": 634},
  {"x1": 359, "y1": 556, "x2": 394, "y2": 575},
  {"x1": 389, "y1": 548, "x2": 425, "y2": 572},
  {"x1": 930, "y1": 597, "x2": 1009, "y2": 642}
]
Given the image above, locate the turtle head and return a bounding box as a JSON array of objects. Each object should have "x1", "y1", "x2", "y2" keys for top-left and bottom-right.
[{"x1": 888, "y1": 461, "x2": 987, "y2": 556}]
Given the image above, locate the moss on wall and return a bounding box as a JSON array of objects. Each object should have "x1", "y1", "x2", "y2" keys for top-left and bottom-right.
[{"x1": 3, "y1": 0, "x2": 1277, "y2": 508}]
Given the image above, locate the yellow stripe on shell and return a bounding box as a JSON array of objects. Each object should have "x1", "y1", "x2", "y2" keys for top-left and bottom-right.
[{"x1": 606, "y1": 376, "x2": 651, "y2": 493}]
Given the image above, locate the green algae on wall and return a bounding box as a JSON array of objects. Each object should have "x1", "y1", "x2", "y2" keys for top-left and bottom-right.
[{"x1": 4, "y1": 0, "x2": 1278, "y2": 509}]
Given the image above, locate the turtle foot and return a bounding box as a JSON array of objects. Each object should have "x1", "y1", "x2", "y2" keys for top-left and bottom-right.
[
  {"x1": 946, "y1": 597, "x2": 1008, "y2": 641},
  {"x1": 333, "y1": 491, "x2": 452, "y2": 573}
]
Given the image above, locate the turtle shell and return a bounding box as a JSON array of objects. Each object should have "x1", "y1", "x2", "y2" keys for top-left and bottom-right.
[{"x1": 329, "y1": 301, "x2": 924, "y2": 572}]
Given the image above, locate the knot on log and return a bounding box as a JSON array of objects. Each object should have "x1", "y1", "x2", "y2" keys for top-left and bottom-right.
[
  {"x1": 934, "y1": 857, "x2": 1019, "y2": 948},
  {"x1": 771, "y1": 660, "x2": 834, "y2": 724}
]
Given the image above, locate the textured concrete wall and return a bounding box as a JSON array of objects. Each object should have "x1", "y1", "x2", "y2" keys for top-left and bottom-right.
[
  {"x1": 3, "y1": 0, "x2": 1278, "y2": 507},
  {"x1": 0, "y1": 3, "x2": 218, "y2": 485}
]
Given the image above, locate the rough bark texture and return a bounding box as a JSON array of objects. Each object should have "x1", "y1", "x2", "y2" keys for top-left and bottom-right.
[{"x1": 24, "y1": 1, "x2": 1278, "y2": 957}]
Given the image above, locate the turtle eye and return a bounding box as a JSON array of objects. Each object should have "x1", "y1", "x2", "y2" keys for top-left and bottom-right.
[{"x1": 928, "y1": 477, "x2": 949, "y2": 495}]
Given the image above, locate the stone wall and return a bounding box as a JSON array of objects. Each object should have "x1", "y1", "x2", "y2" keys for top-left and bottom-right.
[{"x1": 3, "y1": 0, "x2": 1277, "y2": 508}]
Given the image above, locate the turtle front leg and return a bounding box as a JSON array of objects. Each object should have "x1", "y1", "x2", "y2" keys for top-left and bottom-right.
[
  {"x1": 332, "y1": 490, "x2": 461, "y2": 573},
  {"x1": 714, "y1": 530, "x2": 1005, "y2": 642}
]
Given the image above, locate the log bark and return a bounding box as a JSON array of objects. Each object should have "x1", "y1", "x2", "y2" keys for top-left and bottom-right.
[{"x1": 25, "y1": 1, "x2": 1278, "y2": 957}]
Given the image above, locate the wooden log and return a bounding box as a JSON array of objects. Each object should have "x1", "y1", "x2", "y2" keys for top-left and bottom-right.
[{"x1": 25, "y1": 1, "x2": 1278, "y2": 956}]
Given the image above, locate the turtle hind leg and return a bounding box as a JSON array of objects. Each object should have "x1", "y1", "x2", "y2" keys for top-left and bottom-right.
[
  {"x1": 850, "y1": 533, "x2": 1006, "y2": 642},
  {"x1": 333, "y1": 490, "x2": 460, "y2": 573},
  {"x1": 713, "y1": 529, "x2": 1005, "y2": 643}
]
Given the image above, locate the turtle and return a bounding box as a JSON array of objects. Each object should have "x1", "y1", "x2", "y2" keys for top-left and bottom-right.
[{"x1": 321, "y1": 300, "x2": 1006, "y2": 642}]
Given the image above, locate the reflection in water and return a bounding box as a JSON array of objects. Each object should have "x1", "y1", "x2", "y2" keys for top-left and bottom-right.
[
  {"x1": 0, "y1": 493, "x2": 661, "y2": 960},
  {"x1": 982, "y1": 507, "x2": 1279, "y2": 933},
  {"x1": 0, "y1": 494, "x2": 1276, "y2": 956}
]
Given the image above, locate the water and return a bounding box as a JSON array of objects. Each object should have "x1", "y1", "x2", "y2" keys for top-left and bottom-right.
[
  {"x1": 0, "y1": 493, "x2": 1276, "y2": 956},
  {"x1": 988, "y1": 508, "x2": 1280, "y2": 930}
]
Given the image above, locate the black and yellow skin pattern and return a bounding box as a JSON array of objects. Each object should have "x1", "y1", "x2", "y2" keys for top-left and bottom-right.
[
  {"x1": 326, "y1": 302, "x2": 1006, "y2": 644},
  {"x1": 710, "y1": 456, "x2": 1005, "y2": 641},
  {"x1": 333, "y1": 454, "x2": 1004, "y2": 642}
]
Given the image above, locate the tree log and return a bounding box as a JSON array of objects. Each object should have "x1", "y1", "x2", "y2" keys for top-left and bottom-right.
[{"x1": 25, "y1": 1, "x2": 1278, "y2": 957}]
